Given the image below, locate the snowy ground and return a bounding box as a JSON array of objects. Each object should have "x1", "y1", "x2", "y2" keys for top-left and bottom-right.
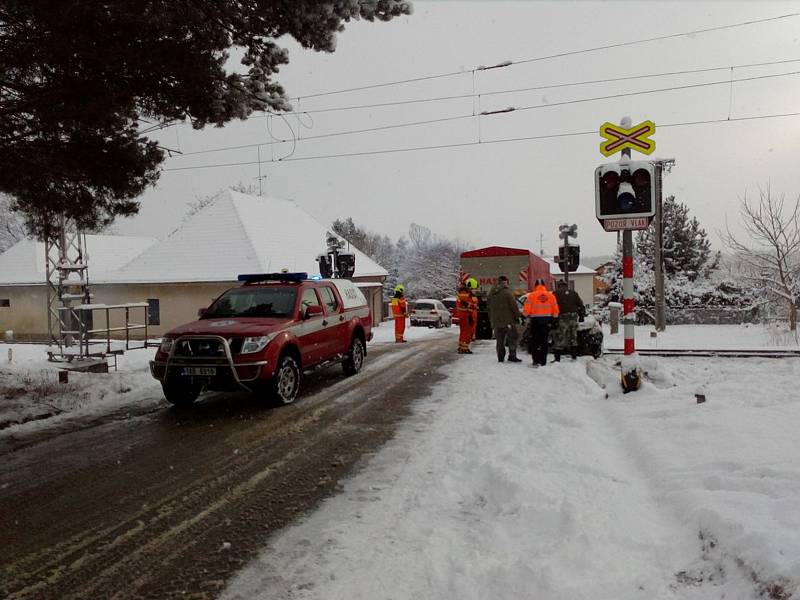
[
  {"x1": 369, "y1": 319, "x2": 454, "y2": 345},
  {"x1": 0, "y1": 341, "x2": 163, "y2": 436},
  {"x1": 0, "y1": 320, "x2": 448, "y2": 435},
  {"x1": 3, "y1": 324, "x2": 800, "y2": 598},
  {"x1": 222, "y1": 327, "x2": 800, "y2": 600},
  {"x1": 603, "y1": 322, "x2": 800, "y2": 351}
]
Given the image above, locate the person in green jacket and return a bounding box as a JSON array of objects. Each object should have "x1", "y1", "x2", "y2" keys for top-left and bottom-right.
[{"x1": 487, "y1": 275, "x2": 522, "y2": 363}]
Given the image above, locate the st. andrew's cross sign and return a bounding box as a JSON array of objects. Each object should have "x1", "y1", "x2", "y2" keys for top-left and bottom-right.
[{"x1": 599, "y1": 120, "x2": 656, "y2": 157}]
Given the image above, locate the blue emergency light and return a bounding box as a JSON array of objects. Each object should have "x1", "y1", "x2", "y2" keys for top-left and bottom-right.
[{"x1": 237, "y1": 272, "x2": 309, "y2": 283}]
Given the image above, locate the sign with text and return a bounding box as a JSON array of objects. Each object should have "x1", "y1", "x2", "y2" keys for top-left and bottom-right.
[
  {"x1": 599, "y1": 120, "x2": 656, "y2": 156},
  {"x1": 601, "y1": 217, "x2": 651, "y2": 232}
]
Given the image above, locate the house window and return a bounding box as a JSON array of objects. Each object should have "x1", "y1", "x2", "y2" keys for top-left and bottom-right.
[
  {"x1": 147, "y1": 298, "x2": 160, "y2": 326},
  {"x1": 0, "y1": 299, "x2": 9, "y2": 307}
]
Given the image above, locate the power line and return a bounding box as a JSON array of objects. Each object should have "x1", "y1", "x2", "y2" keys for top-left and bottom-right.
[
  {"x1": 176, "y1": 113, "x2": 474, "y2": 156},
  {"x1": 161, "y1": 110, "x2": 800, "y2": 171},
  {"x1": 293, "y1": 12, "x2": 800, "y2": 99},
  {"x1": 515, "y1": 69, "x2": 800, "y2": 114},
  {"x1": 274, "y1": 58, "x2": 800, "y2": 116},
  {"x1": 169, "y1": 68, "x2": 800, "y2": 157}
]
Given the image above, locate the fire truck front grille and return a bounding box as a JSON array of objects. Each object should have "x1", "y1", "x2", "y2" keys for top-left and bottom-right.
[{"x1": 173, "y1": 338, "x2": 227, "y2": 358}]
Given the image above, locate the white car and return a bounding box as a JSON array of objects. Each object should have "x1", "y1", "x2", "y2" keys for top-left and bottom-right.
[{"x1": 410, "y1": 299, "x2": 452, "y2": 328}]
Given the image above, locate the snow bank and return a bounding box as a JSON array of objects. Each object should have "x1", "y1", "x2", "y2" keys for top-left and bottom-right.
[{"x1": 0, "y1": 342, "x2": 162, "y2": 435}]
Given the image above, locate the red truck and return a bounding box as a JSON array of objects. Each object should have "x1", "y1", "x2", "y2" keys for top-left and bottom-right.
[
  {"x1": 460, "y1": 246, "x2": 553, "y2": 296},
  {"x1": 459, "y1": 246, "x2": 553, "y2": 338},
  {"x1": 150, "y1": 272, "x2": 372, "y2": 406}
]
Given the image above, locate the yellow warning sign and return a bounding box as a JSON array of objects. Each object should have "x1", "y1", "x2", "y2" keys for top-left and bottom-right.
[{"x1": 599, "y1": 120, "x2": 656, "y2": 156}]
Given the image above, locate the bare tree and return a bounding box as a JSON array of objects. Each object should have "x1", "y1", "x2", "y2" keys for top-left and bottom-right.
[
  {"x1": 722, "y1": 184, "x2": 800, "y2": 330},
  {"x1": 400, "y1": 223, "x2": 466, "y2": 299},
  {"x1": 0, "y1": 194, "x2": 26, "y2": 252}
]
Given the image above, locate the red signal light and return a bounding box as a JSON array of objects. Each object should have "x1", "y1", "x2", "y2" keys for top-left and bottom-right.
[
  {"x1": 601, "y1": 171, "x2": 619, "y2": 190},
  {"x1": 632, "y1": 168, "x2": 650, "y2": 188}
]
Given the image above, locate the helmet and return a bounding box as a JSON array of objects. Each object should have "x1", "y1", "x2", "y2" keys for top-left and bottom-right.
[
  {"x1": 465, "y1": 278, "x2": 478, "y2": 290},
  {"x1": 394, "y1": 284, "x2": 405, "y2": 294}
]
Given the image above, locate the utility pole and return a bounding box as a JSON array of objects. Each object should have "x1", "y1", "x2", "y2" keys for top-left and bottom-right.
[
  {"x1": 651, "y1": 158, "x2": 675, "y2": 332},
  {"x1": 538, "y1": 233, "x2": 545, "y2": 257},
  {"x1": 653, "y1": 163, "x2": 666, "y2": 331}
]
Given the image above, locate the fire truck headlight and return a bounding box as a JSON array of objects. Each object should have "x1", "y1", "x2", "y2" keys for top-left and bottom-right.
[
  {"x1": 241, "y1": 333, "x2": 277, "y2": 354},
  {"x1": 159, "y1": 337, "x2": 175, "y2": 354}
]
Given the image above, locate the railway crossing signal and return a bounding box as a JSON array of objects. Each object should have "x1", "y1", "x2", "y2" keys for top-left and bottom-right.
[
  {"x1": 555, "y1": 223, "x2": 580, "y2": 279},
  {"x1": 595, "y1": 160, "x2": 656, "y2": 231},
  {"x1": 555, "y1": 245, "x2": 580, "y2": 273}
]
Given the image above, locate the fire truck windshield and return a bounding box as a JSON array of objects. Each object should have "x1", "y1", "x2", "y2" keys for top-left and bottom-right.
[{"x1": 203, "y1": 287, "x2": 298, "y2": 318}]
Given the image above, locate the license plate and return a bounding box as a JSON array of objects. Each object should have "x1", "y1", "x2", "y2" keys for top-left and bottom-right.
[{"x1": 182, "y1": 367, "x2": 216, "y2": 376}]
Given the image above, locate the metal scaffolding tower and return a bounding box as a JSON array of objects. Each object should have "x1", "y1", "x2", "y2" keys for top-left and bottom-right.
[
  {"x1": 44, "y1": 217, "x2": 150, "y2": 367},
  {"x1": 45, "y1": 216, "x2": 92, "y2": 361}
]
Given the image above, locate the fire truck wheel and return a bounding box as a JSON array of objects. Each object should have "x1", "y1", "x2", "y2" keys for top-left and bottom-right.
[
  {"x1": 162, "y1": 382, "x2": 201, "y2": 406},
  {"x1": 342, "y1": 336, "x2": 365, "y2": 376},
  {"x1": 270, "y1": 354, "x2": 301, "y2": 405}
]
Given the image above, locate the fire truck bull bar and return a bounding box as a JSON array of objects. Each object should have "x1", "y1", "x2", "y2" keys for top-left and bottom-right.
[{"x1": 149, "y1": 334, "x2": 267, "y2": 393}]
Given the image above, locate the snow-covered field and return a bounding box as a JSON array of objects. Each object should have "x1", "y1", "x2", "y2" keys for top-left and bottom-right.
[
  {"x1": 223, "y1": 327, "x2": 800, "y2": 600},
  {"x1": 604, "y1": 322, "x2": 799, "y2": 351}
]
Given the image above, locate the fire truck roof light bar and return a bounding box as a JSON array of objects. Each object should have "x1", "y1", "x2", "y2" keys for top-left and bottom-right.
[{"x1": 237, "y1": 272, "x2": 309, "y2": 283}]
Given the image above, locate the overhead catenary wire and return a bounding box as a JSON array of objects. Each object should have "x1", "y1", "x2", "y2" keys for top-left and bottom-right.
[
  {"x1": 161, "y1": 110, "x2": 800, "y2": 171},
  {"x1": 137, "y1": 15, "x2": 800, "y2": 140},
  {"x1": 169, "y1": 68, "x2": 800, "y2": 158},
  {"x1": 268, "y1": 57, "x2": 800, "y2": 116},
  {"x1": 292, "y1": 12, "x2": 800, "y2": 100}
]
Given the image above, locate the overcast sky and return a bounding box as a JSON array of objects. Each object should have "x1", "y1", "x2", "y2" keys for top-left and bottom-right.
[{"x1": 118, "y1": 0, "x2": 800, "y2": 260}]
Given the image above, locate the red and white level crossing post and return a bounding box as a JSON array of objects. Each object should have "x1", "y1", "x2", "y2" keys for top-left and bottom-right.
[
  {"x1": 622, "y1": 230, "x2": 635, "y2": 355},
  {"x1": 618, "y1": 117, "x2": 641, "y2": 391},
  {"x1": 595, "y1": 115, "x2": 665, "y2": 391}
]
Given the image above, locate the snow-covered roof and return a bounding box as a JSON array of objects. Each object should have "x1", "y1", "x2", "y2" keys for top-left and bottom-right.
[
  {"x1": 112, "y1": 190, "x2": 388, "y2": 283},
  {"x1": 547, "y1": 261, "x2": 597, "y2": 276},
  {"x1": 0, "y1": 234, "x2": 158, "y2": 285}
]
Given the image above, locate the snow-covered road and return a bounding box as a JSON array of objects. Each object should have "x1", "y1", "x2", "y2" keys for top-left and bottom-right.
[{"x1": 223, "y1": 336, "x2": 800, "y2": 600}]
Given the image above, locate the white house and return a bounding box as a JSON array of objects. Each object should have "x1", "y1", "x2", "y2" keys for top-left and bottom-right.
[{"x1": 0, "y1": 190, "x2": 388, "y2": 338}]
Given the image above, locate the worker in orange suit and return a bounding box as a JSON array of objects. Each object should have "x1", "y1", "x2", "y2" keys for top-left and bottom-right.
[
  {"x1": 457, "y1": 278, "x2": 479, "y2": 354},
  {"x1": 521, "y1": 279, "x2": 560, "y2": 367},
  {"x1": 470, "y1": 282, "x2": 479, "y2": 342},
  {"x1": 391, "y1": 284, "x2": 408, "y2": 343}
]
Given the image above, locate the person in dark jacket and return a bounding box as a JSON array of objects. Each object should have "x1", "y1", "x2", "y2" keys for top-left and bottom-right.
[
  {"x1": 553, "y1": 280, "x2": 586, "y2": 361},
  {"x1": 487, "y1": 275, "x2": 522, "y2": 363}
]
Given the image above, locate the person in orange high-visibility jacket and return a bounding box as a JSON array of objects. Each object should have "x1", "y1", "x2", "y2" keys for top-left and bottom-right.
[
  {"x1": 457, "y1": 278, "x2": 479, "y2": 354},
  {"x1": 521, "y1": 279, "x2": 559, "y2": 367},
  {"x1": 390, "y1": 284, "x2": 408, "y2": 343}
]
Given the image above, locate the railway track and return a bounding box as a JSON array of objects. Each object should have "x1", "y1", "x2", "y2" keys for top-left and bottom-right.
[{"x1": 604, "y1": 348, "x2": 800, "y2": 358}]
